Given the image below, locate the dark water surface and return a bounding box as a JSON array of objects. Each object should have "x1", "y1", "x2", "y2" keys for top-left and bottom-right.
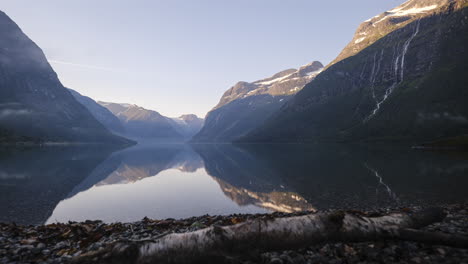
[{"x1": 0, "y1": 143, "x2": 467, "y2": 225}]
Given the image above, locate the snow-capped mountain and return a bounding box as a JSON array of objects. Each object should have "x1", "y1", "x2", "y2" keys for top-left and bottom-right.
[
  {"x1": 244, "y1": 0, "x2": 468, "y2": 143},
  {"x1": 215, "y1": 61, "x2": 323, "y2": 109},
  {"x1": 331, "y1": 0, "x2": 453, "y2": 66},
  {"x1": 192, "y1": 61, "x2": 323, "y2": 142},
  {"x1": 168, "y1": 114, "x2": 204, "y2": 139}
]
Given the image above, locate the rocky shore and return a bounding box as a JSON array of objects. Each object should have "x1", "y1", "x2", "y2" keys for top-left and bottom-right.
[{"x1": 1, "y1": 204, "x2": 467, "y2": 264}]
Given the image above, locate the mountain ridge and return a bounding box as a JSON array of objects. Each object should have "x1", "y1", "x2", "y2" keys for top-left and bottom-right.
[
  {"x1": 0, "y1": 10, "x2": 130, "y2": 145},
  {"x1": 98, "y1": 101, "x2": 204, "y2": 140},
  {"x1": 192, "y1": 61, "x2": 323, "y2": 142},
  {"x1": 241, "y1": 0, "x2": 468, "y2": 144}
]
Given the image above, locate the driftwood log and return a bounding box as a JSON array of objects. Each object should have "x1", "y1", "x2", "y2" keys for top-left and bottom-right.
[{"x1": 72, "y1": 208, "x2": 468, "y2": 264}]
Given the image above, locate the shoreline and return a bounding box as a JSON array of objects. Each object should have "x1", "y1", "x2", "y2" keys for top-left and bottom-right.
[{"x1": 1, "y1": 204, "x2": 467, "y2": 263}]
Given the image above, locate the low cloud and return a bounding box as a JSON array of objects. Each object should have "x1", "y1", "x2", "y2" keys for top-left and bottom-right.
[
  {"x1": 417, "y1": 111, "x2": 468, "y2": 124},
  {"x1": 0, "y1": 109, "x2": 31, "y2": 119}
]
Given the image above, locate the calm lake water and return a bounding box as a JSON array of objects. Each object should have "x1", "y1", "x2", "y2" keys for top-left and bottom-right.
[{"x1": 1, "y1": 143, "x2": 467, "y2": 225}]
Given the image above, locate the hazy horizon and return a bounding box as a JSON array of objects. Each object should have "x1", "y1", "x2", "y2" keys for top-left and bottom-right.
[{"x1": 1, "y1": 0, "x2": 404, "y2": 118}]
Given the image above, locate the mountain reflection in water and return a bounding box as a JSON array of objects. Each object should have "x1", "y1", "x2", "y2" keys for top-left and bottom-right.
[{"x1": 0, "y1": 143, "x2": 467, "y2": 225}]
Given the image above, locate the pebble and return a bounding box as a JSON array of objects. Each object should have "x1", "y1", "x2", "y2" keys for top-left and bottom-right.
[
  {"x1": 269, "y1": 258, "x2": 283, "y2": 264},
  {"x1": 0, "y1": 203, "x2": 467, "y2": 264}
]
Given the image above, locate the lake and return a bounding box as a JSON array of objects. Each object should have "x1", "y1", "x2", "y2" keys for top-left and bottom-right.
[{"x1": 1, "y1": 143, "x2": 467, "y2": 225}]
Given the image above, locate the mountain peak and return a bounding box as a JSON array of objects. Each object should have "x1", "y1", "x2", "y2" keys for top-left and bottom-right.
[
  {"x1": 179, "y1": 114, "x2": 201, "y2": 121},
  {"x1": 331, "y1": 0, "x2": 455, "y2": 66},
  {"x1": 215, "y1": 60, "x2": 323, "y2": 109}
]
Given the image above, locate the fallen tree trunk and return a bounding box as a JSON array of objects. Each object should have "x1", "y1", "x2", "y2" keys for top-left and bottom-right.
[{"x1": 73, "y1": 208, "x2": 465, "y2": 264}]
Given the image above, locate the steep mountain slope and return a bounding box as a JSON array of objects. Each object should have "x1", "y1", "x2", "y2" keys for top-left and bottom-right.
[
  {"x1": 0, "y1": 11, "x2": 129, "y2": 144},
  {"x1": 99, "y1": 102, "x2": 183, "y2": 139},
  {"x1": 192, "y1": 61, "x2": 323, "y2": 142},
  {"x1": 68, "y1": 89, "x2": 125, "y2": 133},
  {"x1": 243, "y1": 0, "x2": 468, "y2": 143},
  {"x1": 330, "y1": 0, "x2": 454, "y2": 66}
]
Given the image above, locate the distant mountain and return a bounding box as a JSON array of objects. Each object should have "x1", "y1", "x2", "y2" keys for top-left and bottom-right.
[
  {"x1": 99, "y1": 102, "x2": 183, "y2": 139},
  {"x1": 168, "y1": 114, "x2": 204, "y2": 139},
  {"x1": 68, "y1": 89, "x2": 125, "y2": 133},
  {"x1": 0, "y1": 11, "x2": 129, "y2": 144},
  {"x1": 243, "y1": 0, "x2": 468, "y2": 144},
  {"x1": 192, "y1": 61, "x2": 323, "y2": 142}
]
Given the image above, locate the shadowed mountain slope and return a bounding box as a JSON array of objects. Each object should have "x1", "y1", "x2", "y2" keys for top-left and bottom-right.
[
  {"x1": 243, "y1": 0, "x2": 468, "y2": 144},
  {"x1": 0, "y1": 11, "x2": 129, "y2": 144}
]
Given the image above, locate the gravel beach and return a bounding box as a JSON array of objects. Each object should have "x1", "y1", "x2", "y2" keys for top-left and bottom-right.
[{"x1": 1, "y1": 204, "x2": 467, "y2": 264}]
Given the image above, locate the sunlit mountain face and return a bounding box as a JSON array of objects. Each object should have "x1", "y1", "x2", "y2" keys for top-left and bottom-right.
[
  {"x1": 1, "y1": 142, "x2": 467, "y2": 225},
  {"x1": 213, "y1": 178, "x2": 315, "y2": 213}
]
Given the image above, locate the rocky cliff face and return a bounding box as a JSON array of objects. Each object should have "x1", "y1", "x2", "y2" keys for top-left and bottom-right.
[
  {"x1": 331, "y1": 0, "x2": 454, "y2": 66},
  {"x1": 0, "y1": 11, "x2": 128, "y2": 144},
  {"x1": 192, "y1": 61, "x2": 323, "y2": 142},
  {"x1": 244, "y1": 0, "x2": 468, "y2": 143}
]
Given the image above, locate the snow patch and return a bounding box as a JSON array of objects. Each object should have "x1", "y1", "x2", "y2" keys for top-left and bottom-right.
[
  {"x1": 355, "y1": 37, "x2": 366, "y2": 44},
  {"x1": 289, "y1": 87, "x2": 301, "y2": 92},
  {"x1": 306, "y1": 69, "x2": 323, "y2": 76},
  {"x1": 373, "y1": 4, "x2": 438, "y2": 25},
  {"x1": 256, "y1": 73, "x2": 293, "y2": 86},
  {"x1": 392, "y1": 5, "x2": 438, "y2": 17}
]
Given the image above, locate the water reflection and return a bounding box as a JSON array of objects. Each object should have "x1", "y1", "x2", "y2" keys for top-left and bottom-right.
[
  {"x1": 0, "y1": 143, "x2": 467, "y2": 225},
  {"x1": 48, "y1": 144, "x2": 269, "y2": 223},
  {"x1": 193, "y1": 144, "x2": 316, "y2": 213},
  {"x1": 228, "y1": 144, "x2": 468, "y2": 209},
  {"x1": 0, "y1": 146, "x2": 118, "y2": 225}
]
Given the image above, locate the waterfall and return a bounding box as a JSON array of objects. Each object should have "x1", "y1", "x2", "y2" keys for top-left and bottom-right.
[
  {"x1": 364, "y1": 163, "x2": 398, "y2": 201},
  {"x1": 400, "y1": 19, "x2": 421, "y2": 81},
  {"x1": 364, "y1": 19, "x2": 421, "y2": 122},
  {"x1": 367, "y1": 50, "x2": 385, "y2": 113},
  {"x1": 369, "y1": 52, "x2": 378, "y2": 103}
]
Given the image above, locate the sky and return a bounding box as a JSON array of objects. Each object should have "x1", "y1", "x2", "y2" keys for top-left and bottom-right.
[{"x1": 0, "y1": 0, "x2": 405, "y2": 118}]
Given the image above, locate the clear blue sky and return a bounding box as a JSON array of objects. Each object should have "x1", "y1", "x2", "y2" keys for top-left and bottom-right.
[{"x1": 1, "y1": 0, "x2": 404, "y2": 117}]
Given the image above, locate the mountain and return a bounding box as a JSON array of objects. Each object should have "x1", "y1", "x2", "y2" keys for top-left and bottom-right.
[
  {"x1": 243, "y1": 0, "x2": 468, "y2": 144},
  {"x1": 168, "y1": 114, "x2": 204, "y2": 139},
  {"x1": 192, "y1": 61, "x2": 323, "y2": 142},
  {"x1": 99, "y1": 102, "x2": 183, "y2": 139},
  {"x1": 98, "y1": 101, "x2": 204, "y2": 140},
  {"x1": 68, "y1": 89, "x2": 125, "y2": 133},
  {"x1": 0, "y1": 11, "x2": 130, "y2": 144}
]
